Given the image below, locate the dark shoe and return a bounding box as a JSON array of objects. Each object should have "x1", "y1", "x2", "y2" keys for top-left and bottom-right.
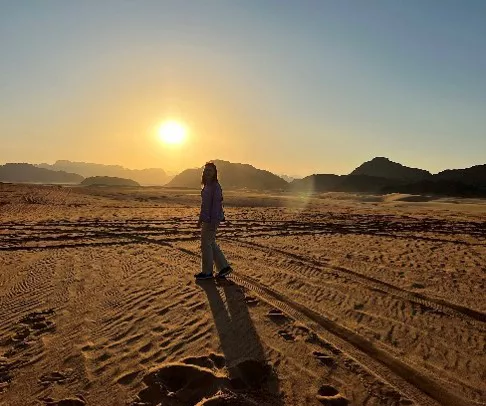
[
  {"x1": 217, "y1": 266, "x2": 233, "y2": 278},
  {"x1": 195, "y1": 272, "x2": 213, "y2": 280}
]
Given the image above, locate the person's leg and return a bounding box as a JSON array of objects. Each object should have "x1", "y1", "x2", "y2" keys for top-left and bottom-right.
[
  {"x1": 201, "y1": 222, "x2": 216, "y2": 275},
  {"x1": 211, "y1": 224, "x2": 229, "y2": 273}
]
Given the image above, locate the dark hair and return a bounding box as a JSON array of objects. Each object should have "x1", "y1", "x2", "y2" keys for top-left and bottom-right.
[{"x1": 201, "y1": 162, "x2": 218, "y2": 186}]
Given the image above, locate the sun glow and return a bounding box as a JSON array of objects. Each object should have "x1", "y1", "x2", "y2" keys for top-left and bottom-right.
[{"x1": 158, "y1": 120, "x2": 187, "y2": 145}]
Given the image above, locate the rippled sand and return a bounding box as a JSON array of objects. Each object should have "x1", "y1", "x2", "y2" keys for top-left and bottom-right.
[{"x1": 1, "y1": 183, "x2": 485, "y2": 406}]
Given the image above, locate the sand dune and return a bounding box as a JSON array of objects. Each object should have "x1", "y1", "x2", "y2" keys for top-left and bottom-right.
[{"x1": 1, "y1": 184, "x2": 485, "y2": 405}]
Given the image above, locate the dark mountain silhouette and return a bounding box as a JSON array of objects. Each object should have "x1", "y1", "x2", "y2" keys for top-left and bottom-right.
[
  {"x1": 383, "y1": 180, "x2": 486, "y2": 197},
  {"x1": 290, "y1": 174, "x2": 402, "y2": 193},
  {"x1": 351, "y1": 157, "x2": 431, "y2": 181},
  {"x1": 290, "y1": 157, "x2": 486, "y2": 197},
  {"x1": 289, "y1": 174, "x2": 341, "y2": 192},
  {"x1": 434, "y1": 164, "x2": 486, "y2": 187},
  {"x1": 166, "y1": 160, "x2": 288, "y2": 190},
  {"x1": 80, "y1": 176, "x2": 140, "y2": 187},
  {"x1": 4, "y1": 157, "x2": 486, "y2": 198},
  {"x1": 0, "y1": 163, "x2": 83, "y2": 184},
  {"x1": 381, "y1": 163, "x2": 486, "y2": 197},
  {"x1": 165, "y1": 157, "x2": 486, "y2": 197},
  {"x1": 37, "y1": 160, "x2": 169, "y2": 185},
  {"x1": 335, "y1": 175, "x2": 402, "y2": 193}
]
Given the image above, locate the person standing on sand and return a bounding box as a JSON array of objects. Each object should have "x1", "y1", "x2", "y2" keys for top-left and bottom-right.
[{"x1": 195, "y1": 162, "x2": 233, "y2": 280}]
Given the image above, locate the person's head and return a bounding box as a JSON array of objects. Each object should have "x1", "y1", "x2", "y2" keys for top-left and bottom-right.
[{"x1": 201, "y1": 162, "x2": 218, "y2": 185}]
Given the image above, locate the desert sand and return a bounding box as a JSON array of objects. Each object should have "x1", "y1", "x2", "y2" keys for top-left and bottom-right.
[{"x1": 1, "y1": 183, "x2": 485, "y2": 406}]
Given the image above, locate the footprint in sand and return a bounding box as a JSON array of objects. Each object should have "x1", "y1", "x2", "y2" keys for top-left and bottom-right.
[
  {"x1": 20, "y1": 309, "x2": 56, "y2": 334},
  {"x1": 278, "y1": 329, "x2": 295, "y2": 341},
  {"x1": 244, "y1": 295, "x2": 259, "y2": 306},
  {"x1": 138, "y1": 342, "x2": 153, "y2": 353},
  {"x1": 266, "y1": 309, "x2": 290, "y2": 324},
  {"x1": 0, "y1": 357, "x2": 13, "y2": 391},
  {"x1": 313, "y1": 351, "x2": 335, "y2": 367},
  {"x1": 1, "y1": 309, "x2": 56, "y2": 388},
  {"x1": 11, "y1": 326, "x2": 30, "y2": 342},
  {"x1": 8, "y1": 309, "x2": 56, "y2": 349},
  {"x1": 116, "y1": 370, "x2": 141, "y2": 386},
  {"x1": 316, "y1": 384, "x2": 349, "y2": 405},
  {"x1": 39, "y1": 370, "x2": 70, "y2": 387},
  {"x1": 231, "y1": 359, "x2": 274, "y2": 389},
  {"x1": 131, "y1": 354, "x2": 276, "y2": 405},
  {"x1": 132, "y1": 362, "x2": 225, "y2": 405}
]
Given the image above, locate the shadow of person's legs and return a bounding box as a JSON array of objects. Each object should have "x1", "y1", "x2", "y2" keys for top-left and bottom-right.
[
  {"x1": 197, "y1": 279, "x2": 282, "y2": 403},
  {"x1": 220, "y1": 280, "x2": 265, "y2": 364},
  {"x1": 196, "y1": 279, "x2": 241, "y2": 364}
]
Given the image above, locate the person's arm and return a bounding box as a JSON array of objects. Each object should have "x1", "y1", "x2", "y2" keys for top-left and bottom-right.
[
  {"x1": 199, "y1": 186, "x2": 212, "y2": 224},
  {"x1": 210, "y1": 183, "x2": 222, "y2": 226}
]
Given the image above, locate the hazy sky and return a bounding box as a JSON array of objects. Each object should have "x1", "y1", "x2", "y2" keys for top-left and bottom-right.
[{"x1": 1, "y1": 1, "x2": 485, "y2": 176}]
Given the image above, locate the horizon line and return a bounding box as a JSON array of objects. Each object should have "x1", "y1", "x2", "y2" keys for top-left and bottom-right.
[{"x1": 1, "y1": 156, "x2": 485, "y2": 178}]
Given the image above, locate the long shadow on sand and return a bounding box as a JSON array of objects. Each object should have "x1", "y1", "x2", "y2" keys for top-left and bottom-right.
[
  {"x1": 130, "y1": 278, "x2": 283, "y2": 406},
  {"x1": 197, "y1": 278, "x2": 283, "y2": 405}
]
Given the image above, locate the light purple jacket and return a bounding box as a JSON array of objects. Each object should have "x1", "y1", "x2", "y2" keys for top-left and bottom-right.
[{"x1": 199, "y1": 181, "x2": 224, "y2": 224}]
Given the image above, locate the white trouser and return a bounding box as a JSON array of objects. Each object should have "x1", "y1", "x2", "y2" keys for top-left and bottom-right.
[{"x1": 201, "y1": 222, "x2": 228, "y2": 275}]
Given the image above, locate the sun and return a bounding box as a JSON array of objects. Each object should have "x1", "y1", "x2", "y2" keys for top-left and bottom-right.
[{"x1": 158, "y1": 120, "x2": 187, "y2": 145}]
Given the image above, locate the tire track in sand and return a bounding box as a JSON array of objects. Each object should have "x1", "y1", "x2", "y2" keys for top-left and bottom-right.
[
  {"x1": 228, "y1": 272, "x2": 480, "y2": 406},
  {"x1": 227, "y1": 238, "x2": 486, "y2": 327},
  {"x1": 138, "y1": 238, "x2": 458, "y2": 406}
]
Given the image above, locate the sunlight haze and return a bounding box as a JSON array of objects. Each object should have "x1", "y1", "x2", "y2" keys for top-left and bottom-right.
[
  {"x1": 158, "y1": 120, "x2": 188, "y2": 146},
  {"x1": 1, "y1": 0, "x2": 485, "y2": 176}
]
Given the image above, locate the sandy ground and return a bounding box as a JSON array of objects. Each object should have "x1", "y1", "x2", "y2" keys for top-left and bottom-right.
[{"x1": 0, "y1": 183, "x2": 485, "y2": 406}]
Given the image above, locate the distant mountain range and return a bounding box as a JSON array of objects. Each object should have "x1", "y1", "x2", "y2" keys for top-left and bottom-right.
[
  {"x1": 0, "y1": 163, "x2": 83, "y2": 184},
  {"x1": 1, "y1": 157, "x2": 486, "y2": 197},
  {"x1": 166, "y1": 160, "x2": 288, "y2": 190},
  {"x1": 37, "y1": 160, "x2": 170, "y2": 185},
  {"x1": 290, "y1": 157, "x2": 486, "y2": 197}
]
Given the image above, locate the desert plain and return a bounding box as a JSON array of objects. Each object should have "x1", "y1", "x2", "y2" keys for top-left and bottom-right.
[{"x1": 0, "y1": 183, "x2": 485, "y2": 406}]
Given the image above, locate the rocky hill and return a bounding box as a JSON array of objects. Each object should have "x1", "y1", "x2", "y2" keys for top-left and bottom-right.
[
  {"x1": 434, "y1": 164, "x2": 486, "y2": 187},
  {"x1": 0, "y1": 163, "x2": 83, "y2": 184},
  {"x1": 166, "y1": 160, "x2": 288, "y2": 190},
  {"x1": 350, "y1": 157, "x2": 431, "y2": 182}
]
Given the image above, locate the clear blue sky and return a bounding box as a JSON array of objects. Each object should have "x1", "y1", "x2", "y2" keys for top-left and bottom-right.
[{"x1": 1, "y1": 0, "x2": 485, "y2": 175}]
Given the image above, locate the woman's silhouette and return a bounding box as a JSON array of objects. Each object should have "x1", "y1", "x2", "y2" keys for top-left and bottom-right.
[{"x1": 195, "y1": 162, "x2": 232, "y2": 280}]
